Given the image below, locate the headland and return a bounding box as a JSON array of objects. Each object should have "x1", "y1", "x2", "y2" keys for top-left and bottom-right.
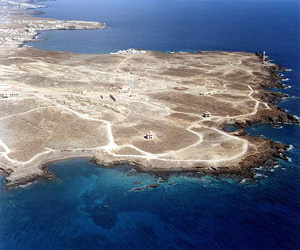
[{"x1": 0, "y1": 0, "x2": 298, "y2": 187}]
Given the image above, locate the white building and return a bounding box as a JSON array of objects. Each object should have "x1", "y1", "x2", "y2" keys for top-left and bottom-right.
[
  {"x1": 202, "y1": 111, "x2": 211, "y2": 118},
  {"x1": 144, "y1": 131, "x2": 154, "y2": 140}
]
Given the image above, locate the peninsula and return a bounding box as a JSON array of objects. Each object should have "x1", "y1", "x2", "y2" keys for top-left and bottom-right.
[{"x1": 0, "y1": 0, "x2": 298, "y2": 187}]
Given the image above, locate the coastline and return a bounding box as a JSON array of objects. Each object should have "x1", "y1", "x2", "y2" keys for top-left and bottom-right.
[
  {"x1": 0, "y1": 0, "x2": 106, "y2": 51},
  {"x1": 2, "y1": 134, "x2": 291, "y2": 189},
  {"x1": 0, "y1": 0, "x2": 299, "y2": 189},
  {"x1": 2, "y1": 119, "x2": 293, "y2": 189}
]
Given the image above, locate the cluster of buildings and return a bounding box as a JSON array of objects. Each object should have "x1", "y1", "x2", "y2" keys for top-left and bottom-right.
[
  {"x1": 199, "y1": 90, "x2": 219, "y2": 96},
  {"x1": 45, "y1": 94, "x2": 91, "y2": 112},
  {"x1": 8, "y1": 1, "x2": 45, "y2": 9},
  {"x1": 0, "y1": 90, "x2": 21, "y2": 98},
  {"x1": 119, "y1": 85, "x2": 131, "y2": 93},
  {"x1": 111, "y1": 48, "x2": 146, "y2": 55},
  {"x1": 43, "y1": 93, "x2": 104, "y2": 117}
]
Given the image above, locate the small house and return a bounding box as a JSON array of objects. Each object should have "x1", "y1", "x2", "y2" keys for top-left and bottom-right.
[
  {"x1": 144, "y1": 131, "x2": 154, "y2": 140},
  {"x1": 202, "y1": 111, "x2": 211, "y2": 118}
]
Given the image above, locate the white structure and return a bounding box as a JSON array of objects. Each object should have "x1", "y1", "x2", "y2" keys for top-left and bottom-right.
[
  {"x1": 144, "y1": 131, "x2": 154, "y2": 140},
  {"x1": 80, "y1": 105, "x2": 88, "y2": 111},
  {"x1": 0, "y1": 91, "x2": 21, "y2": 98},
  {"x1": 202, "y1": 111, "x2": 211, "y2": 118},
  {"x1": 262, "y1": 51, "x2": 266, "y2": 60},
  {"x1": 111, "y1": 48, "x2": 146, "y2": 55}
]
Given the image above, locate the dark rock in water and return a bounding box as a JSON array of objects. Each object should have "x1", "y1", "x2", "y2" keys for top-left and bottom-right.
[
  {"x1": 133, "y1": 183, "x2": 160, "y2": 191},
  {"x1": 270, "y1": 123, "x2": 282, "y2": 129},
  {"x1": 239, "y1": 178, "x2": 251, "y2": 184},
  {"x1": 155, "y1": 173, "x2": 170, "y2": 182},
  {"x1": 232, "y1": 129, "x2": 248, "y2": 136},
  {"x1": 149, "y1": 183, "x2": 159, "y2": 189},
  {"x1": 134, "y1": 181, "x2": 141, "y2": 185},
  {"x1": 264, "y1": 159, "x2": 276, "y2": 167},
  {"x1": 272, "y1": 64, "x2": 288, "y2": 71}
]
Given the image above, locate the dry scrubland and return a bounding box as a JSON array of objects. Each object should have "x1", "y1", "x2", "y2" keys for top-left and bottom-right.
[{"x1": 0, "y1": 0, "x2": 297, "y2": 186}]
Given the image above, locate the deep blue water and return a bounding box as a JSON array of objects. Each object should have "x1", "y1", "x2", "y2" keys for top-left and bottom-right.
[{"x1": 1, "y1": 0, "x2": 300, "y2": 249}]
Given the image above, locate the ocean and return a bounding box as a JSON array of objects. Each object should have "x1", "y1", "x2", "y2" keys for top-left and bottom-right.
[{"x1": 1, "y1": 0, "x2": 300, "y2": 249}]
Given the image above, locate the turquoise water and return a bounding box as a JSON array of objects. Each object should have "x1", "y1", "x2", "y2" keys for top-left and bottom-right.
[{"x1": 1, "y1": 0, "x2": 300, "y2": 249}]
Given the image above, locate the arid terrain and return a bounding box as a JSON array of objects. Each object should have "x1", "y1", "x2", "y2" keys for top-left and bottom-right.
[{"x1": 0, "y1": 0, "x2": 298, "y2": 186}]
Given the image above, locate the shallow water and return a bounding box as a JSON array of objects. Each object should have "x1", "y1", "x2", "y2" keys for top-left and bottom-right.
[{"x1": 1, "y1": 0, "x2": 300, "y2": 249}]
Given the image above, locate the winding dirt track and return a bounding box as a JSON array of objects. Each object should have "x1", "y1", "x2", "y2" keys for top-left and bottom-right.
[{"x1": 0, "y1": 83, "x2": 263, "y2": 165}]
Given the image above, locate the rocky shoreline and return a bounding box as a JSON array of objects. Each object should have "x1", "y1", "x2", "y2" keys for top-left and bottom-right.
[
  {"x1": 226, "y1": 53, "x2": 299, "y2": 127},
  {"x1": 88, "y1": 54, "x2": 298, "y2": 181}
]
